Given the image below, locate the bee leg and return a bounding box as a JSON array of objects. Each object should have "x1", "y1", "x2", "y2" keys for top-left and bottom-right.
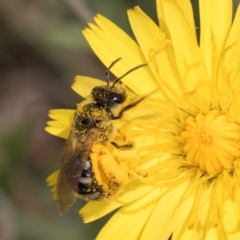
[
  {"x1": 111, "y1": 141, "x2": 134, "y2": 150},
  {"x1": 114, "y1": 96, "x2": 146, "y2": 119},
  {"x1": 110, "y1": 128, "x2": 134, "y2": 150}
]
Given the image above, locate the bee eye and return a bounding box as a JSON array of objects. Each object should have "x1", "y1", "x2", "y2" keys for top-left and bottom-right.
[{"x1": 110, "y1": 93, "x2": 126, "y2": 104}]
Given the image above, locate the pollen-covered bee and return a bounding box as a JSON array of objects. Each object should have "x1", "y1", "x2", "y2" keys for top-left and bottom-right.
[{"x1": 57, "y1": 58, "x2": 146, "y2": 214}]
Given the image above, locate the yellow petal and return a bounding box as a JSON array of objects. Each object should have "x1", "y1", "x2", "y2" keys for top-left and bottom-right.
[
  {"x1": 172, "y1": 183, "x2": 211, "y2": 239},
  {"x1": 142, "y1": 179, "x2": 192, "y2": 240},
  {"x1": 199, "y1": 0, "x2": 232, "y2": 77},
  {"x1": 175, "y1": 0, "x2": 195, "y2": 36},
  {"x1": 157, "y1": 0, "x2": 195, "y2": 38},
  {"x1": 128, "y1": 7, "x2": 184, "y2": 96},
  {"x1": 45, "y1": 126, "x2": 69, "y2": 139},
  {"x1": 222, "y1": 199, "x2": 240, "y2": 239},
  {"x1": 203, "y1": 225, "x2": 225, "y2": 240},
  {"x1": 96, "y1": 188, "x2": 162, "y2": 240},
  {"x1": 161, "y1": 0, "x2": 209, "y2": 91},
  {"x1": 72, "y1": 76, "x2": 105, "y2": 98},
  {"x1": 46, "y1": 170, "x2": 59, "y2": 200},
  {"x1": 45, "y1": 109, "x2": 74, "y2": 138},
  {"x1": 80, "y1": 180, "x2": 155, "y2": 223},
  {"x1": 225, "y1": 5, "x2": 240, "y2": 90},
  {"x1": 83, "y1": 15, "x2": 157, "y2": 94},
  {"x1": 46, "y1": 170, "x2": 59, "y2": 186},
  {"x1": 48, "y1": 109, "x2": 75, "y2": 121}
]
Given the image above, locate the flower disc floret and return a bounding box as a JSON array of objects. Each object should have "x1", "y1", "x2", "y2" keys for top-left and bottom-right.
[{"x1": 181, "y1": 110, "x2": 240, "y2": 174}]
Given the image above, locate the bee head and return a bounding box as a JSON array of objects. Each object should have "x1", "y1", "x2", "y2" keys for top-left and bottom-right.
[
  {"x1": 91, "y1": 84, "x2": 127, "y2": 109},
  {"x1": 91, "y1": 58, "x2": 147, "y2": 110}
]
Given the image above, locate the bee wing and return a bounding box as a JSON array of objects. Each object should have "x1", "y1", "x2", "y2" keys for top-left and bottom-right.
[{"x1": 57, "y1": 129, "x2": 98, "y2": 215}]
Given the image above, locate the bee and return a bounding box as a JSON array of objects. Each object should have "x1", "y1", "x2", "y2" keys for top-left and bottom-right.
[{"x1": 57, "y1": 58, "x2": 147, "y2": 214}]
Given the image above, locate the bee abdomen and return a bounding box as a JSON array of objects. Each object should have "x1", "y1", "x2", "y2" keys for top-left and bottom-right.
[{"x1": 78, "y1": 160, "x2": 102, "y2": 200}]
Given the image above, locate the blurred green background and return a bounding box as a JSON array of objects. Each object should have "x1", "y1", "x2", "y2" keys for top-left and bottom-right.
[{"x1": 0, "y1": 0, "x2": 238, "y2": 239}]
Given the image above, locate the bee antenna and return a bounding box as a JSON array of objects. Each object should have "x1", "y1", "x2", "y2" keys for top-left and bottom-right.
[
  {"x1": 105, "y1": 58, "x2": 122, "y2": 86},
  {"x1": 112, "y1": 63, "x2": 147, "y2": 87}
]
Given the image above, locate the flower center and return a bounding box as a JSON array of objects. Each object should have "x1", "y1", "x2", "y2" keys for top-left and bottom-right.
[{"x1": 181, "y1": 110, "x2": 240, "y2": 174}]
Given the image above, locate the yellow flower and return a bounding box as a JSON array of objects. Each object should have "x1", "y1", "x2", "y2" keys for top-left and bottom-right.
[{"x1": 46, "y1": 0, "x2": 240, "y2": 239}]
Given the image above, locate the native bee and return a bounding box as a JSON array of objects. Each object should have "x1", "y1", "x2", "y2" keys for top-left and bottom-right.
[{"x1": 57, "y1": 58, "x2": 146, "y2": 214}]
